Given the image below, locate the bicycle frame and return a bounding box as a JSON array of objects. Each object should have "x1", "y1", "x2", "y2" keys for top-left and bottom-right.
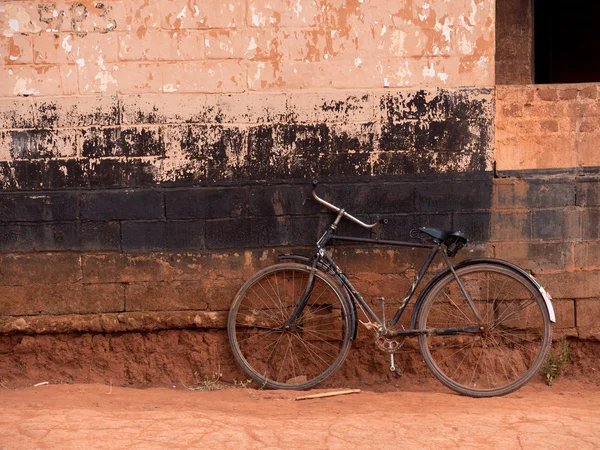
[{"x1": 281, "y1": 222, "x2": 483, "y2": 340}]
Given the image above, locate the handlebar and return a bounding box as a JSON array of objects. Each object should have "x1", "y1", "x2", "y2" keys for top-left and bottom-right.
[{"x1": 311, "y1": 181, "x2": 379, "y2": 229}]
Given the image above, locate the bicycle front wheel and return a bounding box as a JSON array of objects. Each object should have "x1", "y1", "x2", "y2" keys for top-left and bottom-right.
[
  {"x1": 228, "y1": 263, "x2": 353, "y2": 390},
  {"x1": 417, "y1": 263, "x2": 552, "y2": 397}
]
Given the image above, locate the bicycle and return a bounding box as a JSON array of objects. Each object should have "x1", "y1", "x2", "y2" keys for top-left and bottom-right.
[{"x1": 227, "y1": 181, "x2": 556, "y2": 397}]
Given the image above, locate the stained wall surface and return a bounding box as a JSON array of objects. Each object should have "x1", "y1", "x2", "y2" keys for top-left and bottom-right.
[{"x1": 0, "y1": 1, "x2": 593, "y2": 386}]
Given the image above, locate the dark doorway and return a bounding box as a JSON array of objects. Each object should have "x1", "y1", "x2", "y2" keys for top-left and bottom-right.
[{"x1": 534, "y1": 0, "x2": 600, "y2": 83}]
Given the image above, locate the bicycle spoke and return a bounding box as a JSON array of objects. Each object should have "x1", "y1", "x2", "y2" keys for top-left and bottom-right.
[
  {"x1": 418, "y1": 263, "x2": 551, "y2": 397},
  {"x1": 229, "y1": 264, "x2": 351, "y2": 389}
]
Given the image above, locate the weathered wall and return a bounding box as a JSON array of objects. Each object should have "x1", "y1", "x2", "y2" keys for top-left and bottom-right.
[
  {"x1": 14, "y1": 1, "x2": 600, "y2": 389},
  {"x1": 494, "y1": 83, "x2": 600, "y2": 343},
  {"x1": 1, "y1": 0, "x2": 494, "y2": 95}
]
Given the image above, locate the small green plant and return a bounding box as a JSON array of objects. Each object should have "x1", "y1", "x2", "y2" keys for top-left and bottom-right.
[{"x1": 541, "y1": 337, "x2": 570, "y2": 386}]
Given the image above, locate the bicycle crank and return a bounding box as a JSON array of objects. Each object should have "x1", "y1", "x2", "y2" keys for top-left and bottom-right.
[{"x1": 375, "y1": 335, "x2": 405, "y2": 373}]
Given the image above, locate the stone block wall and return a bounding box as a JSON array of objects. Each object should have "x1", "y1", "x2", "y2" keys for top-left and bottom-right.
[
  {"x1": 3, "y1": 1, "x2": 598, "y2": 387},
  {"x1": 1, "y1": 0, "x2": 494, "y2": 95},
  {"x1": 494, "y1": 84, "x2": 600, "y2": 341}
]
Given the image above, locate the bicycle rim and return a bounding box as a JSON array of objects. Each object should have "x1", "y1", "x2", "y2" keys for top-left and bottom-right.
[
  {"x1": 228, "y1": 263, "x2": 352, "y2": 390},
  {"x1": 417, "y1": 263, "x2": 552, "y2": 397}
]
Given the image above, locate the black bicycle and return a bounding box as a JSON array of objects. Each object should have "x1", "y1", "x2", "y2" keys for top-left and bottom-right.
[{"x1": 228, "y1": 181, "x2": 555, "y2": 397}]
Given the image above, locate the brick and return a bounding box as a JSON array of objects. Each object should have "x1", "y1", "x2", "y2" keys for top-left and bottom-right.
[
  {"x1": 496, "y1": 133, "x2": 577, "y2": 171},
  {"x1": 0, "y1": 34, "x2": 33, "y2": 65},
  {"x1": 79, "y1": 62, "x2": 162, "y2": 94},
  {"x1": 0, "y1": 192, "x2": 77, "y2": 222},
  {"x1": 498, "y1": 103, "x2": 523, "y2": 118},
  {"x1": 576, "y1": 180, "x2": 600, "y2": 206},
  {"x1": 128, "y1": 279, "x2": 237, "y2": 312},
  {"x1": 81, "y1": 127, "x2": 122, "y2": 158},
  {"x1": 81, "y1": 190, "x2": 164, "y2": 221},
  {"x1": 121, "y1": 221, "x2": 205, "y2": 251},
  {"x1": 173, "y1": 125, "x2": 247, "y2": 171},
  {"x1": 162, "y1": 61, "x2": 244, "y2": 93},
  {"x1": 248, "y1": 0, "x2": 319, "y2": 27},
  {"x1": 247, "y1": 215, "x2": 290, "y2": 246},
  {"x1": 494, "y1": 178, "x2": 528, "y2": 209},
  {"x1": 490, "y1": 211, "x2": 531, "y2": 240},
  {"x1": 0, "y1": 254, "x2": 81, "y2": 286},
  {"x1": 325, "y1": 182, "x2": 415, "y2": 215},
  {"x1": 166, "y1": 187, "x2": 247, "y2": 219},
  {"x1": 118, "y1": 30, "x2": 166, "y2": 61},
  {"x1": 204, "y1": 93, "x2": 288, "y2": 124},
  {"x1": 532, "y1": 209, "x2": 564, "y2": 240},
  {"x1": 493, "y1": 241, "x2": 572, "y2": 272},
  {"x1": 121, "y1": 126, "x2": 165, "y2": 157},
  {"x1": 36, "y1": 95, "x2": 119, "y2": 128},
  {"x1": 580, "y1": 85, "x2": 598, "y2": 99},
  {"x1": 162, "y1": 30, "x2": 205, "y2": 60},
  {"x1": 551, "y1": 300, "x2": 575, "y2": 331},
  {"x1": 125, "y1": 281, "x2": 210, "y2": 311},
  {"x1": 522, "y1": 102, "x2": 565, "y2": 117},
  {"x1": 249, "y1": 185, "x2": 319, "y2": 217},
  {"x1": 0, "y1": 98, "x2": 35, "y2": 129},
  {"x1": 575, "y1": 242, "x2": 600, "y2": 270},
  {"x1": 0, "y1": 65, "x2": 65, "y2": 97},
  {"x1": 415, "y1": 179, "x2": 492, "y2": 213},
  {"x1": 581, "y1": 209, "x2": 600, "y2": 240},
  {"x1": 287, "y1": 92, "x2": 376, "y2": 124},
  {"x1": 558, "y1": 89, "x2": 578, "y2": 101},
  {"x1": 579, "y1": 119, "x2": 600, "y2": 133},
  {"x1": 536, "y1": 87, "x2": 559, "y2": 101},
  {"x1": 109, "y1": 0, "x2": 162, "y2": 33},
  {"x1": 536, "y1": 271, "x2": 600, "y2": 299},
  {"x1": 121, "y1": 93, "x2": 207, "y2": 124},
  {"x1": 59, "y1": 64, "x2": 79, "y2": 96},
  {"x1": 118, "y1": 29, "x2": 204, "y2": 61},
  {"x1": 563, "y1": 207, "x2": 581, "y2": 240},
  {"x1": 246, "y1": 61, "x2": 286, "y2": 90},
  {"x1": 453, "y1": 213, "x2": 490, "y2": 243},
  {"x1": 161, "y1": 0, "x2": 245, "y2": 29},
  {"x1": 577, "y1": 132, "x2": 600, "y2": 167},
  {"x1": 86, "y1": 159, "x2": 124, "y2": 187},
  {"x1": 540, "y1": 119, "x2": 559, "y2": 133},
  {"x1": 8, "y1": 129, "x2": 80, "y2": 159},
  {"x1": 0, "y1": 283, "x2": 124, "y2": 316},
  {"x1": 205, "y1": 218, "x2": 251, "y2": 248},
  {"x1": 576, "y1": 299, "x2": 600, "y2": 339},
  {"x1": 122, "y1": 158, "x2": 162, "y2": 187},
  {"x1": 204, "y1": 29, "x2": 277, "y2": 60},
  {"x1": 32, "y1": 32, "x2": 119, "y2": 64},
  {"x1": 526, "y1": 181, "x2": 575, "y2": 208},
  {"x1": 83, "y1": 251, "x2": 249, "y2": 284}
]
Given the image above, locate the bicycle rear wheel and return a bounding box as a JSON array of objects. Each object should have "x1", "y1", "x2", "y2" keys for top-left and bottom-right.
[
  {"x1": 416, "y1": 263, "x2": 552, "y2": 397},
  {"x1": 228, "y1": 263, "x2": 353, "y2": 390}
]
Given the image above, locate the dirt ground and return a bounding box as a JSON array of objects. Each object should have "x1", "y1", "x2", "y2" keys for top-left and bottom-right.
[{"x1": 0, "y1": 379, "x2": 599, "y2": 449}]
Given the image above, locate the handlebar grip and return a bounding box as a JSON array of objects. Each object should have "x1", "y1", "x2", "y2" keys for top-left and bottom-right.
[
  {"x1": 312, "y1": 179, "x2": 319, "y2": 187},
  {"x1": 379, "y1": 218, "x2": 389, "y2": 225}
]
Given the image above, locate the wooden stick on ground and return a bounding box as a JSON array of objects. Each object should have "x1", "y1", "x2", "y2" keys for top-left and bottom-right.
[{"x1": 295, "y1": 389, "x2": 361, "y2": 401}]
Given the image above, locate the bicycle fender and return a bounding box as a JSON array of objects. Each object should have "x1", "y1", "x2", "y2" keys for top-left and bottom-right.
[
  {"x1": 278, "y1": 255, "x2": 358, "y2": 340},
  {"x1": 410, "y1": 258, "x2": 556, "y2": 328}
]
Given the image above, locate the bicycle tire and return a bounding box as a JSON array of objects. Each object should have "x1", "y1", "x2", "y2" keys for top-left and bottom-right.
[
  {"x1": 416, "y1": 262, "x2": 552, "y2": 397},
  {"x1": 228, "y1": 263, "x2": 353, "y2": 390}
]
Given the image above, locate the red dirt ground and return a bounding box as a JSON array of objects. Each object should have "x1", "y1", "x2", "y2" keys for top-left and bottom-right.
[{"x1": 0, "y1": 379, "x2": 599, "y2": 449}]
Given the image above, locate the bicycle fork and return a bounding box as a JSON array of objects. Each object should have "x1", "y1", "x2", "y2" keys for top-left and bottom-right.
[{"x1": 284, "y1": 256, "x2": 319, "y2": 329}]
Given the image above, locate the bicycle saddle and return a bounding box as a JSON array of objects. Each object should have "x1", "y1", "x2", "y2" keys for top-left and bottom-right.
[{"x1": 419, "y1": 227, "x2": 466, "y2": 243}]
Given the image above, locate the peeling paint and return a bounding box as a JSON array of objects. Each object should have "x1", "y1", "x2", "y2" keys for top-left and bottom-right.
[{"x1": 61, "y1": 35, "x2": 73, "y2": 53}]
